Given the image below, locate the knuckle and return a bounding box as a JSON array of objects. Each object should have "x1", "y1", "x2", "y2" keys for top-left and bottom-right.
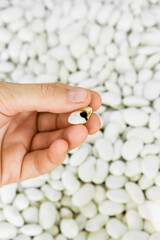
[{"x1": 40, "y1": 83, "x2": 56, "y2": 98}]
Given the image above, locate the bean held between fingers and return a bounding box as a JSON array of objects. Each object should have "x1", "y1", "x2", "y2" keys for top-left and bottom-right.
[{"x1": 68, "y1": 107, "x2": 92, "y2": 124}]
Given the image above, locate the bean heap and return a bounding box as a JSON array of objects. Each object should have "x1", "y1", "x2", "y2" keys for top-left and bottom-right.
[{"x1": 0, "y1": 0, "x2": 160, "y2": 240}]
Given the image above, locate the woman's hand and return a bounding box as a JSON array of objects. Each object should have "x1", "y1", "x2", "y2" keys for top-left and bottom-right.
[{"x1": 0, "y1": 81, "x2": 102, "y2": 187}]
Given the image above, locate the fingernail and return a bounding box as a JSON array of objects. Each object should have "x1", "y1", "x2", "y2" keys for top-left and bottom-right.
[{"x1": 67, "y1": 89, "x2": 88, "y2": 102}]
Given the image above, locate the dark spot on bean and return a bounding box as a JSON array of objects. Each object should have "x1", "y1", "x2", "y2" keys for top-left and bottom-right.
[{"x1": 80, "y1": 111, "x2": 88, "y2": 121}]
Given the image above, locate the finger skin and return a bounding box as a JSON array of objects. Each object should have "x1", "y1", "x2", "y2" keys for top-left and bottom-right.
[
  {"x1": 37, "y1": 112, "x2": 70, "y2": 132},
  {"x1": 20, "y1": 139, "x2": 68, "y2": 182},
  {"x1": 0, "y1": 112, "x2": 37, "y2": 187},
  {"x1": 30, "y1": 124, "x2": 89, "y2": 152},
  {"x1": 37, "y1": 110, "x2": 101, "y2": 132},
  {"x1": 0, "y1": 82, "x2": 102, "y2": 186},
  {"x1": 32, "y1": 114, "x2": 101, "y2": 152},
  {"x1": 84, "y1": 113, "x2": 101, "y2": 134}
]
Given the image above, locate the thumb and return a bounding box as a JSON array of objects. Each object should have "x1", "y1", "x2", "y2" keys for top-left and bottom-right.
[{"x1": 0, "y1": 82, "x2": 91, "y2": 115}]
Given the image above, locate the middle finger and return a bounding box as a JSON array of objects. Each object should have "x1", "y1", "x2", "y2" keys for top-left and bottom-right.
[
  {"x1": 37, "y1": 111, "x2": 100, "y2": 132},
  {"x1": 31, "y1": 114, "x2": 101, "y2": 151}
]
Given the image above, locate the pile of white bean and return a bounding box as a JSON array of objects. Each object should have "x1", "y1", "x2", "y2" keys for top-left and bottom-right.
[{"x1": 0, "y1": 0, "x2": 160, "y2": 239}]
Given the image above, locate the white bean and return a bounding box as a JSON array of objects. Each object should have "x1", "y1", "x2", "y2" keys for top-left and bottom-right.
[
  {"x1": 41, "y1": 184, "x2": 62, "y2": 202},
  {"x1": 102, "y1": 92, "x2": 121, "y2": 107},
  {"x1": 125, "y1": 182, "x2": 145, "y2": 204},
  {"x1": 123, "y1": 96, "x2": 149, "y2": 107},
  {"x1": 0, "y1": 28, "x2": 12, "y2": 43},
  {"x1": 0, "y1": 183, "x2": 18, "y2": 204},
  {"x1": 115, "y1": 55, "x2": 133, "y2": 73},
  {"x1": 150, "y1": 233, "x2": 160, "y2": 240},
  {"x1": 117, "y1": 12, "x2": 133, "y2": 32},
  {"x1": 126, "y1": 127, "x2": 154, "y2": 143},
  {"x1": 141, "y1": 155, "x2": 159, "y2": 179},
  {"x1": 138, "y1": 201, "x2": 160, "y2": 222},
  {"x1": 70, "y1": 35, "x2": 89, "y2": 59},
  {"x1": 99, "y1": 200, "x2": 125, "y2": 216},
  {"x1": 13, "y1": 194, "x2": 29, "y2": 211},
  {"x1": 146, "y1": 186, "x2": 160, "y2": 201},
  {"x1": 123, "y1": 108, "x2": 149, "y2": 127},
  {"x1": 72, "y1": 184, "x2": 95, "y2": 207},
  {"x1": 94, "y1": 138, "x2": 113, "y2": 162},
  {"x1": 1, "y1": 6, "x2": 23, "y2": 23},
  {"x1": 94, "y1": 186, "x2": 106, "y2": 204},
  {"x1": 122, "y1": 231, "x2": 149, "y2": 240},
  {"x1": 125, "y1": 159, "x2": 141, "y2": 177},
  {"x1": 122, "y1": 138, "x2": 143, "y2": 161},
  {"x1": 3, "y1": 205, "x2": 24, "y2": 227},
  {"x1": 109, "y1": 160, "x2": 126, "y2": 176},
  {"x1": 14, "y1": 235, "x2": 31, "y2": 240},
  {"x1": 144, "y1": 80, "x2": 160, "y2": 101},
  {"x1": 22, "y1": 207, "x2": 38, "y2": 224},
  {"x1": 78, "y1": 156, "x2": 96, "y2": 182},
  {"x1": 106, "y1": 218, "x2": 127, "y2": 239},
  {"x1": 0, "y1": 222, "x2": 17, "y2": 239},
  {"x1": 20, "y1": 224, "x2": 42, "y2": 236},
  {"x1": 85, "y1": 214, "x2": 108, "y2": 232},
  {"x1": 24, "y1": 188, "x2": 44, "y2": 202},
  {"x1": 88, "y1": 229, "x2": 108, "y2": 240},
  {"x1": 96, "y1": 4, "x2": 114, "y2": 25},
  {"x1": 60, "y1": 219, "x2": 79, "y2": 239},
  {"x1": 33, "y1": 233, "x2": 53, "y2": 240},
  {"x1": 125, "y1": 209, "x2": 143, "y2": 230},
  {"x1": 31, "y1": 3, "x2": 45, "y2": 19},
  {"x1": 139, "y1": 175, "x2": 154, "y2": 190},
  {"x1": 62, "y1": 170, "x2": 80, "y2": 194},
  {"x1": 0, "y1": 61, "x2": 14, "y2": 72},
  {"x1": 106, "y1": 175, "x2": 127, "y2": 189},
  {"x1": 140, "y1": 144, "x2": 160, "y2": 157},
  {"x1": 80, "y1": 201, "x2": 97, "y2": 218},
  {"x1": 39, "y1": 202, "x2": 57, "y2": 230},
  {"x1": 70, "y1": 145, "x2": 91, "y2": 166},
  {"x1": 92, "y1": 159, "x2": 109, "y2": 184}
]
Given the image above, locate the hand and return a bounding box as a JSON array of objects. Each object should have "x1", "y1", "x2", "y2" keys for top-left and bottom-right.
[{"x1": 0, "y1": 81, "x2": 102, "y2": 187}]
